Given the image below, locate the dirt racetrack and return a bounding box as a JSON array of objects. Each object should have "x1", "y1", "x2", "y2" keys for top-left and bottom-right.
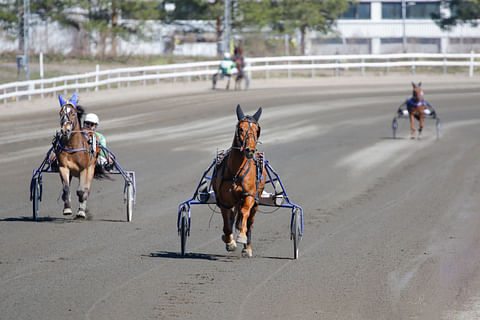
[{"x1": 2, "y1": 75, "x2": 480, "y2": 319}]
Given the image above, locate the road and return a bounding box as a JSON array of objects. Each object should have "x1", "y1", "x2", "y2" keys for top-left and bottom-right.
[{"x1": 1, "y1": 76, "x2": 480, "y2": 319}]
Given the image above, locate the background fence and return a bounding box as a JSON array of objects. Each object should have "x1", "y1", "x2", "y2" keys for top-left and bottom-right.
[{"x1": 2, "y1": 52, "x2": 479, "y2": 103}]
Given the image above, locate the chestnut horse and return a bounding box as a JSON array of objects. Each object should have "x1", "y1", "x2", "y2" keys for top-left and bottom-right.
[
  {"x1": 407, "y1": 82, "x2": 426, "y2": 139},
  {"x1": 55, "y1": 92, "x2": 100, "y2": 219},
  {"x1": 212, "y1": 105, "x2": 266, "y2": 257}
]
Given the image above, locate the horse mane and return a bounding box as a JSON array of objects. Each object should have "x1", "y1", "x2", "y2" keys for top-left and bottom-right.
[{"x1": 76, "y1": 105, "x2": 86, "y2": 126}]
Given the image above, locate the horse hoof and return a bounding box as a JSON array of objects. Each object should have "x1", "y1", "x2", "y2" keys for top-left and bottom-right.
[
  {"x1": 222, "y1": 235, "x2": 237, "y2": 251},
  {"x1": 75, "y1": 211, "x2": 86, "y2": 219},
  {"x1": 226, "y1": 240, "x2": 237, "y2": 252},
  {"x1": 63, "y1": 208, "x2": 72, "y2": 215},
  {"x1": 242, "y1": 248, "x2": 253, "y2": 258},
  {"x1": 236, "y1": 234, "x2": 248, "y2": 244}
]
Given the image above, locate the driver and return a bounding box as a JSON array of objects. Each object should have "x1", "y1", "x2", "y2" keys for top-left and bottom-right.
[
  {"x1": 212, "y1": 52, "x2": 238, "y2": 90},
  {"x1": 83, "y1": 113, "x2": 112, "y2": 170}
]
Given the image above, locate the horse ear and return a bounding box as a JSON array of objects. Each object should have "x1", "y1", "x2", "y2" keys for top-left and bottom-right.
[
  {"x1": 236, "y1": 104, "x2": 245, "y2": 121},
  {"x1": 70, "y1": 92, "x2": 78, "y2": 107},
  {"x1": 58, "y1": 94, "x2": 66, "y2": 107},
  {"x1": 252, "y1": 107, "x2": 262, "y2": 122},
  {"x1": 411, "y1": 82, "x2": 416, "y2": 88},
  {"x1": 418, "y1": 82, "x2": 422, "y2": 87}
]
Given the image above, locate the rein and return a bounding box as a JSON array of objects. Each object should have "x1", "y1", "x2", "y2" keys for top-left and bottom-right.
[{"x1": 408, "y1": 98, "x2": 425, "y2": 107}]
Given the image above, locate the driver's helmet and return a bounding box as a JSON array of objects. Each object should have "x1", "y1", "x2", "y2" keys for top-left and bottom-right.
[
  {"x1": 223, "y1": 52, "x2": 231, "y2": 60},
  {"x1": 84, "y1": 113, "x2": 100, "y2": 126}
]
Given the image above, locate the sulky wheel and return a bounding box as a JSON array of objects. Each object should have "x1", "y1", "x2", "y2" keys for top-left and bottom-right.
[
  {"x1": 180, "y1": 205, "x2": 189, "y2": 256},
  {"x1": 32, "y1": 178, "x2": 40, "y2": 221},
  {"x1": 291, "y1": 208, "x2": 302, "y2": 259},
  {"x1": 435, "y1": 117, "x2": 441, "y2": 140},
  {"x1": 126, "y1": 174, "x2": 134, "y2": 222},
  {"x1": 392, "y1": 117, "x2": 398, "y2": 139}
]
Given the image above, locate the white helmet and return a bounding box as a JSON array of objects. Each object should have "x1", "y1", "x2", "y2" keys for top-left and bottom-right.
[
  {"x1": 84, "y1": 113, "x2": 99, "y2": 125},
  {"x1": 223, "y1": 52, "x2": 231, "y2": 59}
]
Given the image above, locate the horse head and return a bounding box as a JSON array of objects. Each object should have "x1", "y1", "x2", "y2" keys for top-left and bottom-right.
[
  {"x1": 411, "y1": 82, "x2": 424, "y2": 103},
  {"x1": 235, "y1": 104, "x2": 262, "y2": 159},
  {"x1": 58, "y1": 92, "x2": 79, "y2": 140}
]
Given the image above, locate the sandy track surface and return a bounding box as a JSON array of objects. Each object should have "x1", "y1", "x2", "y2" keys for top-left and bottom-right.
[{"x1": 2, "y1": 75, "x2": 480, "y2": 319}]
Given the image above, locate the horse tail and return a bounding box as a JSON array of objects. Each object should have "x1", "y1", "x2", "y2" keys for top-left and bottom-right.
[{"x1": 235, "y1": 207, "x2": 242, "y2": 231}]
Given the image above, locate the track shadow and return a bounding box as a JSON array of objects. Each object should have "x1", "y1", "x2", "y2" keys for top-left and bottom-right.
[
  {"x1": 257, "y1": 255, "x2": 294, "y2": 261},
  {"x1": 0, "y1": 216, "x2": 73, "y2": 223},
  {"x1": 147, "y1": 251, "x2": 227, "y2": 261}
]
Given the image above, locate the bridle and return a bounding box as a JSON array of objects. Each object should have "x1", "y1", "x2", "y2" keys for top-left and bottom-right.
[
  {"x1": 233, "y1": 116, "x2": 261, "y2": 158},
  {"x1": 59, "y1": 103, "x2": 78, "y2": 132}
]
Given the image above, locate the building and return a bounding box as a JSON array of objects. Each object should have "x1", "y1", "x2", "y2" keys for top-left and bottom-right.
[{"x1": 308, "y1": 0, "x2": 480, "y2": 54}]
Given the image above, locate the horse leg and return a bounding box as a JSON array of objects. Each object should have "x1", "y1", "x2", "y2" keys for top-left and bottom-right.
[
  {"x1": 242, "y1": 204, "x2": 257, "y2": 258},
  {"x1": 418, "y1": 114, "x2": 424, "y2": 138},
  {"x1": 409, "y1": 114, "x2": 416, "y2": 139},
  {"x1": 212, "y1": 73, "x2": 217, "y2": 90},
  {"x1": 76, "y1": 165, "x2": 95, "y2": 219},
  {"x1": 221, "y1": 207, "x2": 237, "y2": 251},
  {"x1": 59, "y1": 167, "x2": 72, "y2": 215},
  {"x1": 236, "y1": 196, "x2": 255, "y2": 246}
]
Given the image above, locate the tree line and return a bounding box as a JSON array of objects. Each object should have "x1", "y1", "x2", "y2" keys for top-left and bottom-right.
[{"x1": 0, "y1": 0, "x2": 478, "y2": 56}]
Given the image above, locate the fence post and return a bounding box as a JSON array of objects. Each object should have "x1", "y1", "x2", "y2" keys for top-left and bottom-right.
[
  {"x1": 361, "y1": 58, "x2": 365, "y2": 76},
  {"x1": 143, "y1": 71, "x2": 146, "y2": 86},
  {"x1": 3, "y1": 88, "x2": 6, "y2": 104},
  {"x1": 107, "y1": 73, "x2": 110, "y2": 89},
  {"x1": 335, "y1": 59, "x2": 339, "y2": 77},
  {"x1": 266, "y1": 61, "x2": 269, "y2": 79},
  {"x1": 15, "y1": 85, "x2": 18, "y2": 102},
  {"x1": 288, "y1": 61, "x2": 291, "y2": 78},
  {"x1": 311, "y1": 59, "x2": 314, "y2": 78},
  {"x1": 443, "y1": 56, "x2": 447, "y2": 75},
  {"x1": 469, "y1": 50, "x2": 474, "y2": 77},
  {"x1": 95, "y1": 64, "x2": 99, "y2": 91},
  {"x1": 206, "y1": 65, "x2": 209, "y2": 81},
  {"x1": 118, "y1": 72, "x2": 121, "y2": 88},
  {"x1": 411, "y1": 58, "x2": 416, "y2": 75}
]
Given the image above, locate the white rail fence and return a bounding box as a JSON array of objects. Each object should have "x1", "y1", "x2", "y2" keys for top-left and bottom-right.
[{"x1": 2, "y1": 52, "x2": 479, "y2": 103}]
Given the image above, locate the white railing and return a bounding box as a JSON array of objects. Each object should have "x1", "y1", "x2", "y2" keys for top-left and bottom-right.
[{"x1": 1, "y1": 52, "x2": 479, "y2": 103}]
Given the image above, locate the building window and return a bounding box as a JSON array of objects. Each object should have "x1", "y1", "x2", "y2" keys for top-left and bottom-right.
[
  {"x1": 340, "y1": 2, "x2": 371, "y2": 19},
  {"x1": 382, "y1": 3, "x2": 402, "y2": 19},
  {"x1": 382, "y1": 2, "x2": 440, "y2": 19},
  {"x1": 407, "y1": 2, "x2": 440, "y2": 19}
]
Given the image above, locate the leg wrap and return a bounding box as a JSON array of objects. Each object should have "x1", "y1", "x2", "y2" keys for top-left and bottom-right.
[{"x1": 76, "y1": 190, "x2": 87, "y2": 202}]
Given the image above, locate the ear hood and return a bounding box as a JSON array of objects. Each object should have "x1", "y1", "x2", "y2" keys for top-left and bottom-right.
[
  {"x1": 236, "y1": 104, "x2": 245, "y2": 121},
  {"x1": 58, "y1": 94, "x2": 67, "y2": 107},
  {"x1": 252, "y1": 107, "x2": 262, "y2": 122},
  {"x1": 58, "y1": 92, "x2": 78, "y2": 108},
  {"x1": 70, "y1": 92, "x2": 78, "y2": 107}
]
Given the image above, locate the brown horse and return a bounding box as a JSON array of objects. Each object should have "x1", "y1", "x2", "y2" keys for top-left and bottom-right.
[
  {"x1": 55, "y1": 92, "x2": 100, "y2": 219},
  {"x1": 233, "y1": 47, "x2": 245, "y2": 90},
  {"x1": 212, "y1": 105, "x2": 266, "y2": 257},
  {"x1": 407, "y1": 82, "x2": 426, "y2": 139}
]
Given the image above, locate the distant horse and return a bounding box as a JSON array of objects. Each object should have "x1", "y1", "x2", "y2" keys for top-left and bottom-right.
[
  {"x1": 233, "y1": 47, "x2": 246, "y2": 90},
  {"x1": 55, "y1": 92, "x2": 102, "y2": 219},
  {"x1": 407, "y1": 82, "x2": 426, "y2": 139},
  {"x1": 212, "y1": 105, "x2": 266, "y2": 257}
]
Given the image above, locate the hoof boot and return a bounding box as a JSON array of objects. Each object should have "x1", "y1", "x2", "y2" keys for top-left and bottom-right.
[
  {"x1": 236, "y1": 234, "x2": 248, "y2": 244},
  {"x1": 75, "y1": 211, "x2": 86, "y2": 219}
]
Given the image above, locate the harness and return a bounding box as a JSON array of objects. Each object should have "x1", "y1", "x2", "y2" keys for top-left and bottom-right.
[
  {"x1": 214, "y1": 117, "x2": 264, "y2": 209},
  {"x1": 56, "y1": 103, "x2": 97, "y2": 158},
  {"x1": 407, "y1": 98, "x2": 425, "y2": 107}
]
